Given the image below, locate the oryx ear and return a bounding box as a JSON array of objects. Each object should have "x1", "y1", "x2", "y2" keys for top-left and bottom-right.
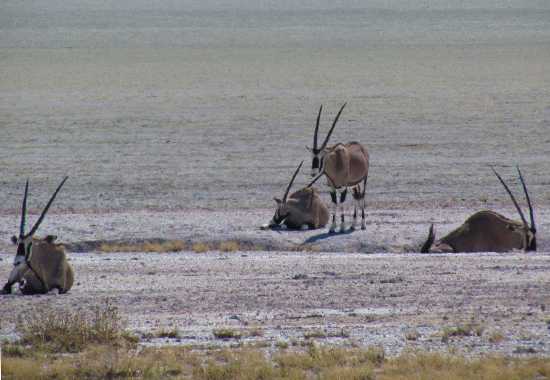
[
  {"x1": 11, "y1": 235, "x2": 18, "y2": 245},
  {"x1": 305, "y1": 146, "x2": 313, "y2": 152},
  {"x1": 273, "y1": 197, "x2": 282, "y2": 204},
  {"x1": 45, "y1": 235, "x2": 57, "y2": 243}
]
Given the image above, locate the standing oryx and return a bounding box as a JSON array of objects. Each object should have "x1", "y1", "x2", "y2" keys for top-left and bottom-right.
[
  {"x1": 307, "y1": 103, "x2": 370, "y2": 233},
  {"x1": 263, "y1": 161, "x2": 329, "y2": 230},
  {"x1": 1, "y1": 177, "x2": 74, "y2": 295},
  {"x1": 421, "y1": 167, "x2": 536, "y2": 253}
]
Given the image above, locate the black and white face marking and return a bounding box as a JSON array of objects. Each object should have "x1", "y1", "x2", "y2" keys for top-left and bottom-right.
[
  {"x1": 272, "y1": 207, "x2": 289, "y2": 226},
  {"x1": 310, "y1": 151, "x2": 326, "y2": 177},
  {"x1": 12, "y1": 236, "x2": 33, "y2": 267},
  {"x1": 270, "y1": 199, "x2": 289, "y2": 226}
]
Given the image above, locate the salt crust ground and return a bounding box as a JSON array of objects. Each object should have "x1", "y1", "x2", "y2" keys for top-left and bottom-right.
[{"x1": 1, "y1": 207, "x2": 549, "y2": 357}]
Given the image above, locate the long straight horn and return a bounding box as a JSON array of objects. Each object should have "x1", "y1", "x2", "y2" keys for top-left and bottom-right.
[
  {"x1": 26, "y1": 176, "x2": 68, "y2": 237},
  {"x1": 420, "y1": 224, "x2": 435, "y2": 253},
  {"x1": 516, "y1": 166, "x2": 536, "y2": 232},
  {"x1": 283, "y1": 162, "x2": 303, "y2": 202},
  {"x1": 491, "y1": 167, "x2": 528, "y2": 228},
  {"x1": 313, "y1": 105, "x2": 322, "y2": 150},
  {"x1": 320, "y1": 102, "x2": 347, "y2": 149},
  {"x1": 20, "y1": 180, "x2": 29, "y2": 237},
  {"x1": 307, "y1": 171, "x2": 325, "y2": 188}
]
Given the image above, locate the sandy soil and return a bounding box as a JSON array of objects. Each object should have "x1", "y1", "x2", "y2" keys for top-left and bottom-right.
[{"x1": 1, "y1": 207, "x2": 549, "y2": 357}]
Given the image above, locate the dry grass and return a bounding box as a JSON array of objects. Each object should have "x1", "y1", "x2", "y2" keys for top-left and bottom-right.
[
  {"x1": 3, "y1": 344, "x2": 550, "y2": 380},
  {"x1": 218, "y1": 240, "x2": 240, "y2": 252},
  {"x1": 99, "y1": 240, "x2": 186, "y2": 253},
  {"x1": 440, "y1": 322, "x2": 484, "y2": 343},
  {"x1": 192, "y1": 242, "x2": 211, "y2": 253},
  {"x1": 97, "y1": 239, "x2": 268, "y2": 254},
  {"x1": 15, "y1": 299, "x2": 137, "y2": 353},
  {"x1": 405, "y1": 330, "x2": 420, "y2": 341},
  {"x1": 380, "y1": 352, "x2": 550, "y2": 380},
  {"x1": 212, "y1": 328, "x2": 243, "y2": 340},
  {"x1": 488, "y1": 331, "x2": 506, "y2": 344},
  {"x1": 156, "y1": 328, "x2": 181, "y2": 339}
]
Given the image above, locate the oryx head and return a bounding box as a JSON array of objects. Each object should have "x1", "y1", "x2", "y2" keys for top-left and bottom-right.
[
  {"x1": 306, "y1": 103, "x2": 346, "y2": 177},
  {"x1": 269, "y1": 161, "x2": 303, "y2": 227},
  {"x1": 11, "y1": 177, "x2": 68, "y2": 268},
  {"x1": 492, "y1": 166, "x2": 536, "y2": 251}
]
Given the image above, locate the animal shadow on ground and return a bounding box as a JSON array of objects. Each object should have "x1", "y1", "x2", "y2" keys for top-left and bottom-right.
[{"x1": 302, "y1": 229, "x2": 355, "y2": 244}]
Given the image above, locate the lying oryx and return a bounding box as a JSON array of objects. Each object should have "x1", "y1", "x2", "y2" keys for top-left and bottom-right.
[
  {"x1": 307, "y1": 103, "x2": 370, "y2": 233},
  {"x1": 1, "y1": 177, "x2": 74, "y2": 295},
  {"x1": 263, "y1": 161, "x2": 329, "y2": 230},
  {"x1": 421, "y1": 167, "x2": 536, "y2": 253}
]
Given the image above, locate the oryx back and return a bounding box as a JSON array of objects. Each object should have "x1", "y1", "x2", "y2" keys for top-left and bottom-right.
[
  {"x1": 324, "y1": 142, "x2": 369, "y2": 188},
  {"x1": 440, "y1": 211, "x2": 525, "y2": 253},
  {"x1": 19, "y1": 238, "x2": 74, "y2": 295}
]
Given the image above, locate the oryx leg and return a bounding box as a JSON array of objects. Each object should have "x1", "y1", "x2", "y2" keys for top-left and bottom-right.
[
  {"x1": 351, "y1": 199, "x2": 358, "y2": 230},
  {"x1": 329, "y1": 190, "x2": 338, "y2": 233},
  {"x1": 339, "y1": 188, "x2": 348, "y2": 233},
  {"x1": 360, "y1": 177, "x2": 368, "y2": 230}
]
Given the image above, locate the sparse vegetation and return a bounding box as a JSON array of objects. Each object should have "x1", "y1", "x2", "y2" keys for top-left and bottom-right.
[
  {"x1": 440, "y1": 322, "x2": 484, "y2": 343},
  {"x1": 156, "y1": 328, "x2": 181, "y2": 339},
  {"x1": 15, "y1": 299, "x2": 137, "y2": 353},
  {"x1": 4, "y1": 344, "x2": 544, "y2": 380},
  {"x1": 488, "y1": 331, "x2": 505, "y2": 344},
  {"x1": 212, "y1": 328, "x2": 242, "y2": 340},
  {"x1": 218, "y1": 240, "x2": 240, "y2": 252},
  {"x1": 405, "y1": 330, "x2": 420, "y2": 341},
  {"x1": 192, "y1": 242, "x2": 211, "y2": 253},
  {"x1": 99, "y1": 240, "x2": 186, "y2": 253},
  {"x1": 276, "y1": 340, "x2": 289, "y2": 349},
  {"x1": 304, "y1": 329, "x2": 327, "y2": 339},
  {"x1": 211, "y1": 327, "x2": 266, "y2": 340}
]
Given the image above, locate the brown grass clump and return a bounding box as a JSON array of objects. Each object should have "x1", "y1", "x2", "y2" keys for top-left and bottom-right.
[
  {"x1": 16, "y1": 299, "x2": 137, "y2": 353},
  {"x1": 488, "y1": 331, "x2": 506, "y2": 344},
  {"x1": 156, "y1": 328, "x2": 181, "y2": 339},
  {"x1": 212, "y1": 328, "x2": 243, "y2": 340},
  {"x1": 192, "y1": 242, "x2": 211, "y2": 253},
  {"x1": 405, "y1": 330, "x2": 420, "y2": 341},
  {"x1": 440, "y1": 322, "x2": 484, "y2": 343},
  {"x1": 99, "y1": 240, "x2": 186, "y2": 253},
  {"x1": 218, "y1": 240, "x2": 240, "y2": 252}
]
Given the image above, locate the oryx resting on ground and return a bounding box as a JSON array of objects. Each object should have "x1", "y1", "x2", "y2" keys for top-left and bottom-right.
[
  {"x1": 262, "y1": 161, "x2": 329, "y2": 230},
  {"x1": 1, "y1": 177, "x2": 74, "y2": 295},
  {"x1": 307, "y1": 103, "x2": 370, "y2": 233},
  {"x1": 421, "y1": 167, "x2": 536, "y2": 253}
]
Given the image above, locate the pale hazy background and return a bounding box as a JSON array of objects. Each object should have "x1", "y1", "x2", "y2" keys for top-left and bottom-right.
[{"x1": 1, "y1": 0, "x2": 549, "y2": 212}]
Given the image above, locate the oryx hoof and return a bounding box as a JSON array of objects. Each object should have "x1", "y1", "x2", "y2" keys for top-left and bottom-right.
[
  {"x1": 329, "y1": 226, "x2": 337, "y2": 234},
  {"x1": 361, "y1": 223, "x2": 366, "y2": 231},
  {"x1": 339, "y1": 226, "x2": 347, "y2": 234}
]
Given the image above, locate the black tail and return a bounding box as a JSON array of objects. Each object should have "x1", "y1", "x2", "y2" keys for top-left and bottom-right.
[{"x1": 420, "y1": 224, "x2": 435, "y2": 253}]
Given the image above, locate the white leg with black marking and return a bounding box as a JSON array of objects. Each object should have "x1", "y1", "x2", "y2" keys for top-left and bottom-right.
[
  {"x1": 329, "y1": 190, "x2": 338, "y2": 233},
  {"x1": 351, "y1": 197, "x2": 358, "y2": 230},
  {"x1": 339, "y1": 188, "x2": 348, "y2": 233}
]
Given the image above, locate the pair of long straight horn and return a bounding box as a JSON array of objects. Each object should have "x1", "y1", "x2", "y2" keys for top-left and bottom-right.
[
  {"x1": 313, "y1": 103, "x2": 347, "y2": 151},
  {"x1": 491, "y1": 166, "x2": 536, "y2": 232},
  {"x1": 19, "y1": 177, "x2": 69, "y2": 239},
  {"x1": 283, "y1": 160, "x2": 334, "y2": 200}
]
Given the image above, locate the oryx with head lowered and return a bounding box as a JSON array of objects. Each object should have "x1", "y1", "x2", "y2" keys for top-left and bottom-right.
[
  {"x1": 421, "y1": 167, "x2": 536, "y2": 253},
  {"x1": 307, "y1": 103, "x2": 370, "y2": 233},
  {"x1": 1, "y1": 177, "x2": 74, "y2": 295},
  {"x1": 263, "y1": 161, "x2": 329, "y2": 230}
]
